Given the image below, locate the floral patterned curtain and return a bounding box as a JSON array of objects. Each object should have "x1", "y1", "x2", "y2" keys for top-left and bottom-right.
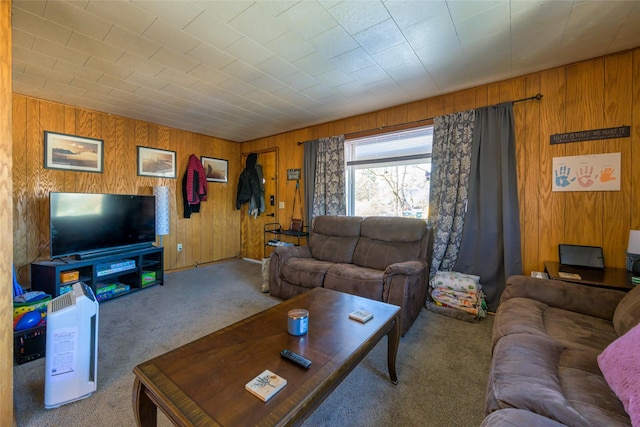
[
  {"x1": 427, "y1": 110, "x2": 475, "y2": 277},
  {"x1": 312, "y1": 135, "x2": 346, "y2": 218}
]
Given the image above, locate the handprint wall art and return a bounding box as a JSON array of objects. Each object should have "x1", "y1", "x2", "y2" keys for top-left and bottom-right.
[{"x1": 552, "y1": 153, "x2": 620, "y2": 192}]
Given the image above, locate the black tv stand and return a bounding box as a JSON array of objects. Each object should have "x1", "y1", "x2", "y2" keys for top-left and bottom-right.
[{"x1": 32, "y1": 246, "x2": 163, "y2": 302}]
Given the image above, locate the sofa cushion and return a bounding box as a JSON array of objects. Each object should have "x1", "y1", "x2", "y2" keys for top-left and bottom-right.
[
  {"x1": 612, "y1": 285, "x2": 640, "y2": 336},
  {"x1": 598, "y1": 321, "x2": 640, "y2": 427},
  {"x1": 352, "y1": 216, "x2": 426, "y2": 270},
  {"x1": 323, "y1": 264, "x2": 384, "y2": 301},
  {"x1": 280, "y1": 258, "x2": 333, "y2": 289},
  {"x1": 487, "y1": 333, "x2": 629, "y2": 426},
  {"x1": 308, "y1": 216, "x2": 362, "y2": 263},
  {"x1": 492, "y1": 296, "x2": 618, "y2": 352}
]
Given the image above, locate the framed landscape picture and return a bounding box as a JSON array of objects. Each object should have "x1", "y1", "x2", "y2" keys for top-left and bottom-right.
[
  {"x1": 137, "y1": 146, "x2": 176, "y2": 178},
  {"x1": 44, "y1": 131, "x2": 104, "y2": 173},
  {"x1": 201, "y1": 156, "x2": 228, "y2": 183}
]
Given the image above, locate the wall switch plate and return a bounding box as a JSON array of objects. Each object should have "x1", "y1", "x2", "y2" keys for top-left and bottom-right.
[
  {"x1": 177, "y1": 243, "x2": 183, "y2": 252},
  {"x1": 279, "y1": 201, "x2": 285, "y2": 209}
]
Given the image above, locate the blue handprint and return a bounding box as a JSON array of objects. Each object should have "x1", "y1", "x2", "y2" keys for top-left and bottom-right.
[{"x1": 554, "y1": 166, "x2": 576, "y2": 187}]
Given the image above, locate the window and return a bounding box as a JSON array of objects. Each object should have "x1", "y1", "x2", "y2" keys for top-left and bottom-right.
[{"x1": 345, "y1": 126, "x2": 433, "y2": 218}]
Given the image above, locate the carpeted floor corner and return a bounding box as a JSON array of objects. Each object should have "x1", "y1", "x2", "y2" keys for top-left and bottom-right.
[{"x1": 13, "y1": 259, "x2": 493, "y2": 427}]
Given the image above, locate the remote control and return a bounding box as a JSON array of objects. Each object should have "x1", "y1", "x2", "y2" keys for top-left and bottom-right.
[{"x1": 280, "y1": 349, "x2": 312, "y2": 369}]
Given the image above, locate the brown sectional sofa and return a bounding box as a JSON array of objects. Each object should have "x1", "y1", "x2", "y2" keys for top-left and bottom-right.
[
  {"x1": 484, "y1": 275, "x2": 640, "y2": 426},
  {"x1": 268, "y1": 215, "x2": 433, "y2": 335}
]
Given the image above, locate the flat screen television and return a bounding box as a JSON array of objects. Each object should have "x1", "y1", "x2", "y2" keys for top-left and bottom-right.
[{"x1": 50, "y1": 192, "x2": 156, "y2": 259}]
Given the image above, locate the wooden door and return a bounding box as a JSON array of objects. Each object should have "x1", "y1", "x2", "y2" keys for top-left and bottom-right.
[{"x1": 241, "y1": 149, "x2": 278, "y2": 260}]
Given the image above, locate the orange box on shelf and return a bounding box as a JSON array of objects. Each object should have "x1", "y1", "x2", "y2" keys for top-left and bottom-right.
[{"x1": 60, "y1": 270, "x2": 79, "y2": 283}]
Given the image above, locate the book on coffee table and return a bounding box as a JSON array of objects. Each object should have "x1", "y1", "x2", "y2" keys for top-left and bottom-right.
[
  {"x1": 245, "y1": 370, "x2": 287, "y2": 402},
  {"x1": 349, "y1": 309, "x2": 373, "y2": 323}
]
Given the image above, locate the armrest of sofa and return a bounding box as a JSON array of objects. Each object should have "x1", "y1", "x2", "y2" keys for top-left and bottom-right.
[
  {"x1": 501, "y1": 275, "x2": 627, "y2": 320},
  {"x1": 271, "y1": 245, "x2": 312, "y2": 261},
  {"x1": 385, "y1": 260, "x2": 427, "y2": 276},
  {"x1": 384, "y1": 260, "x2": 430, "y2": 335}
]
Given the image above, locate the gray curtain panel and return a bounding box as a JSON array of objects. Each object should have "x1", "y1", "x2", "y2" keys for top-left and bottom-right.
[
  {"x1": 312, "y1": 135, "x2": 346, "y2": 218},
  {"x1": 453, "y1": 103, "x2": 522, "y2": 311},
  {"x1": 428, "y1": 110, "x2": 475, "y2": 278},
  {"x1": 302, "y1": 135, "x2": 346, "y2": 229},
  {"x1": 303, "y1": 139, "x2": 318, "y2": 230}
]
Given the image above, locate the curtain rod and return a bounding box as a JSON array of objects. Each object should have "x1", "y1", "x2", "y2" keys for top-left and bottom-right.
[{"x1": 296, "y1": 93, "x2": 543, "y2": 144}]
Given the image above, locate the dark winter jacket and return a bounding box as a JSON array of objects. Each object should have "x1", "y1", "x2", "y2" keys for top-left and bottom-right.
[{"x1": 236, "y1": 153, "x2": 261, "y2": 210}]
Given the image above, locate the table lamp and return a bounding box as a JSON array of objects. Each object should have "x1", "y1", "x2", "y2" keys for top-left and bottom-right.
[
  {"x1": 626, "y1": 229, "x2": 640, "y2": 271},
  {"x1": 154, "y1": 186, "x2": 170, "y2": 247}
]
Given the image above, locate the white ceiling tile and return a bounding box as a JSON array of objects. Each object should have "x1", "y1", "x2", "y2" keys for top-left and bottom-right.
[
  {"x1": 279, "y1": 71, "x2": 320, "y2": 91},
  {"x1": 293, "y1": 52, "x2": 337, "y2": 77},
  {"x1": 13, "y1": 0, "x2": 46, "y2": 16},
  {"x1": 191, "y1": 1, "x2": 253, "y2": 23},
  {"x1": 456, "y1": 3, "x2": 511, "y2": 44},
  {"x1": 415, "y1": 39, "x2": 464, "y2": 67},
  {"x1": 266, "y1": 32, "x2": 315, "y2": 63},
  {"x1": 104, "y1": 26, "x2": 161, "y2": 60},
  {"x1": 11, "y1": 28, "x2": 35, "y2": 49},
  {"x1": 116, "y1": 52, "x2": 165, "y2": 78},
  {"x1": 254, "y1": 56, "x2": 299, "y2": 80},
  {"x1": 186, "y1": 43, "x2": 235, "y2": 70},
  {"x1": 225, "y1": 37, "x2": 275, "y2": 66},
  {"x1": 229, "y1": 4, "x2": 289, "y2": 44},
  {"x1": 12, "y1": 45, "x2": 57, "y2": 70},
  {"x1": 447, "y1": 0, "x2": 507, "y2": 21},
  {"x1": 53, "y1": 61, "x2": 102, "y2": 83},
  {"x1": 131, "y1": 0, "x2": 204, "y2": 29},
  {"x1": 349, "y1": 64, "x2": 388, "y2": 85},
  {"x1": 330, "y1": 48, "x2": 377, "y2": 74},
  {"x1": 187, "y1": 64, "x2": 229, "y2": 86},
  {"x1": 510, "y1": 1, "x2": 573, "y2": 38},
  {"x1": 11, "y1": 0, "x2": 640, "y2": 142},
  {"x1": 276, "y1": 1, "x2": 338, "y2": 40},
  {"x1": 183, "y1": 10, "x2": 243, "y2": 49},
  {"x1": 66, "y1": 32, "x2": 123, "y2": 62},
  {"x1": 309, "y1": 26, "x2": 359, "y2": 59},
  {"x1": 84, "y1": 56, "x2": 133, "y2": 80},
  {"x1": 403, "y1": 13, "x2": 457, "y2": 51},
  {"x1": 85, "y1": 0, "x2": 156, "y2": 35},
  {"x1": 326, "y1": 1, "x2": 390, "y2": 34},
  {"x1": 354, "y1": 18, "x2": 405, "y2": 55},
  {"x1": 44, "y1": 1, "x2": 112, "y2": 41},
  {"x1": 126, "y1": 71, "x2": 168, "y2": 91},
  {"x1": 155, "y1": 68, "x2": 199, "y2": 88},
  {"x1": 150, "y1": 48, "x2": 199, "y2": 74},
  {"x1": 23, "y1": 63, "x2": 73, "y2": 85},
  {"x1": 12, "y1": 7, "x2": 72, "y2": 44},
  {"x1": 385, "y1": 0, "x2": 448, "y2": 29},
  {"x1": 142, "y1": 19, "x2": 201, "y2": 54},
  {"x1": 373, "y1": 42, "x2": 419, "y2": 70},
  {"x1": 32, "y1": 37, "x2": 89, "y2": 66}
]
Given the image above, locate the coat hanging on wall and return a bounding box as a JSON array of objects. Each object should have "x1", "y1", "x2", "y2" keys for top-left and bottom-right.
[
  {"x1": 182, "y1": 154, "x2": 208, "y2": 218},
  {"x1": 236, "y1": 153, "x2": 265, "y2": 217}
]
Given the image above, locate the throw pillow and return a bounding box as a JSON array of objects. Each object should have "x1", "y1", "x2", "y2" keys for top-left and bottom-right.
[{"x1": 597, "y1": 320, "x2": 640, "y2": 426}]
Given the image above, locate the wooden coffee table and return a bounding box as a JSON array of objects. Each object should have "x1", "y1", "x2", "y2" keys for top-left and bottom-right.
[{"x1": 132, "y1": 287, "x2": 401, "y2": 426}]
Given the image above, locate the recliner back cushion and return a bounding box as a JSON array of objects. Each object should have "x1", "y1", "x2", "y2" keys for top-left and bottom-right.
[
  {"x1": 308, "y1": 216, "x2": 362, "y2": 263},
  {"x1": 352, "y1": 216, "x2": 427, "y2": 270},
  {"x1": 613, "y1": 285, "x2": 640, "y2": 336}
]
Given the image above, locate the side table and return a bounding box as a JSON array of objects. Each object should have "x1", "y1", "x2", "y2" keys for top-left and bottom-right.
[{"x1": 543, "y1": 260, "x2": 634, "y2": 291}]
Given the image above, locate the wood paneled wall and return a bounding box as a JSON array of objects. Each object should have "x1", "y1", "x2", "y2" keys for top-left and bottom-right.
[
  {"x1": 1, "y1": 1, "x2": 13, "y2": 423},
  {"x1": 242, "y1": 48, "x2": 640, "y2": 273},
  {"x1": 12, "y1": 95, "x2": 243, "y2": 282}
]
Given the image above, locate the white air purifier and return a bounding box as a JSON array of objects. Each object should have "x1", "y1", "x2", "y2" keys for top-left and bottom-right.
[{"x1": 44, "y1": 282, "x2": 99, "y2": 409}]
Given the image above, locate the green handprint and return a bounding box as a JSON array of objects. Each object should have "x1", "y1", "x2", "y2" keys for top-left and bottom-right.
[{"x1": 554, "y1": 166, "x2": 575, "y2": 187}]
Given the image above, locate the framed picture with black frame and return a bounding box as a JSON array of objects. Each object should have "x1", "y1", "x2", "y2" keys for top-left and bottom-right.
[
  {"x1": 137, "y1": 146, "x2": 176, "y2": 178},
  {"x1": 201, "y1": 156, "x2": 228, "y2": 183},
  {"x1": 44, "y1": 131, "x2": 104, "y2": 173}
]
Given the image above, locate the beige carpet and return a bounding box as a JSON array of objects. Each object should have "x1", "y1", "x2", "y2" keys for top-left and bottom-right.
[{"x1": 13, "y1": 259, "x2": 493, "y2": 426}]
